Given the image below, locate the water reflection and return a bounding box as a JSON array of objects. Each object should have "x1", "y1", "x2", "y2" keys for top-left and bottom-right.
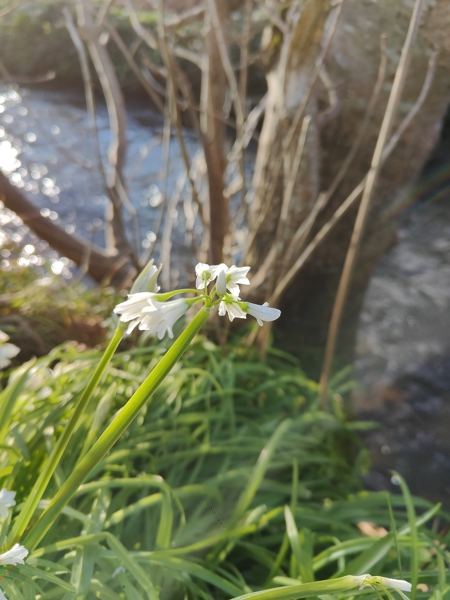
[{"x1": 0, "y1": 82, "x2": 199, "y2": 284}]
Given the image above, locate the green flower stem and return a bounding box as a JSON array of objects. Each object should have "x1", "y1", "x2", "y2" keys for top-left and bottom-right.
[
  {"x1": 157, "y1": 289, "x2": 202, "y2": 300},
  {"x1": 231, "y1": 575, "x2": 360, "y2": 600},
  {"x1": 24, "y1": 307, "x2": 211, "y2": 552},
  {"x1": 7, "y1": 325, "x2": 125, "y2": 548}
]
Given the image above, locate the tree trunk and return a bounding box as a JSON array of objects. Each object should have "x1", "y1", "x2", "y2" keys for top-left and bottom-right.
[{"x1": 245, "y1": 0, "x2": 450, "y2": 377}]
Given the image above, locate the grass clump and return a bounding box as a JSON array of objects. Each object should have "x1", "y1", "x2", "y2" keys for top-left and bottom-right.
[{"x1": 0, "y1": 332, "x2": 448, "y2": 599}]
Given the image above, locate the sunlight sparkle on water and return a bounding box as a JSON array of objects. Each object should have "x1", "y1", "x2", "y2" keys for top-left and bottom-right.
[{"x1": 0, "y1": 140, "x2": 21, "y2": 174}]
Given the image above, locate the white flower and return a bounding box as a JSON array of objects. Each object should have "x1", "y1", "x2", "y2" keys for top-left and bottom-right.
[
  {"x1": 218, "y1": 295, "x2": 281, "y2": 325},
  {"x1": 246, "y1": 302, "x2": 281, "y2": 326},
  {"x1": 114, "y1": 292, "x2": 159, "y2": 334},
  {"x1": 195, "y1": 262, "x2": 251, "y2": 296},
  {"x1": 0, "y1": 543, "x2": 28, "y2": 566},
  {"x1": 0, "y1": 330, "x2": 19, "y2": 369},
  {"x1": 0, "y1": 588, "x2": 6, "y2": 600},
  {"x1": 354, "y1": 574, "x2": 412, "y2": 593},
  {"x1": 0, "y1": 488, "x2": 16, "y2": 519},
  {"x1": 218, "y1": 295, "x2": 247, "y2": 322},
  {"x1": 195, "y1": 263, "x2": 226, "y2": 290},
  {"x1": 140, "y1": 298, "x2": 190, "y2": 339},
  {"x1": 221, "y1": 265, "x2": 250, "y2": 296},
  {"x1": 380, "y1": 577, "x2": 412, "y2": 592},
  {"x1": 114, "y1": 261, "x2": 162, "y2": 333}
]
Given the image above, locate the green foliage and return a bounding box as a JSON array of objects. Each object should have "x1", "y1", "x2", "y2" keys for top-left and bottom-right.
[{"x1": 0, "y1": 333, "x2": 448, "y2": 599}]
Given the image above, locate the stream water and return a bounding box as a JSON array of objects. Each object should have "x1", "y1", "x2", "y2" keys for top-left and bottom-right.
[{"x1": 1, "y1": 84, "x2": 450, "y2": 505}]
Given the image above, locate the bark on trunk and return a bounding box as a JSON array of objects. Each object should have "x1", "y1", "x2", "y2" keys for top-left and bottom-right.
[{"x1": 245, "y1": 0, "x2": 450, "y2": 376}]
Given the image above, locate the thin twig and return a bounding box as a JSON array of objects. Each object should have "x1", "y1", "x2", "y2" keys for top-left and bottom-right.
[
  {"x1": 283, "y1": 34, "x2": 388, "y2": 268},
  {"x1": 269, "y1": 43, "x2": 437, "y2": 312},
  {"x1": 161, "y1": 171, "x2": 187, "y2": 290},
  {"x1": 63, "y1": 6, "x2": 112, "y2": 249},
  {"x1": 318, "y1": 64, "x2": 340, "y2": 123},
  {"x1": 105, "y1": 20, "x2": 165, "y2": 112},
  {"x1": 317, "y1": 0, "x2": 427, "y2": 408},
  {"x1": 95, "y1": 0, "x2": 114, "y2": 27},
  {"x1": 140, "y1": 94, "x2": 172, "y2": 266},
  {"x1": 274, "y1": 115, "x2": 311, "y2": 254},
  {"x1": 156, "y1": 0, "x2": 205, "y2": 225},
  {"x1": 77, "y1": 0, "x2": 137, "y2": 264},
  {"x1": 123, "y1": 0, "x2": 203, "y2": 68},
  {"x1": 164, "y1": 5, "x2": 205, "y2": 28},
  {"x1": 254, "y1": 0, "x2": 288, "y2": 34}
]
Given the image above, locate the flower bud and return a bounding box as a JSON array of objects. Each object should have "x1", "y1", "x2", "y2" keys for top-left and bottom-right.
[
  {"x1": 216, "y1": 269, "x2": 227, "y2": 296},
  {"x1": 131, "y1": 260, "x2": 161, "y2": 294}
]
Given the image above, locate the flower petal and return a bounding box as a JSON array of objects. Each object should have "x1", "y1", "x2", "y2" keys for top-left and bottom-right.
[
  {"x1": 246, "y1": 301, "x2": 281, "y2": 325},
  {"x1": 380, "y1": 578, "x2": 412, "y2": 592}
]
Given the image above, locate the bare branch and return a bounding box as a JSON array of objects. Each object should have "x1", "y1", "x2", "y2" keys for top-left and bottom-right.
[
  {"x1": 123, "y1": 0, "x2": 203, "y2": 68},
  {"x1": 269, "y1": 42, "x2": 437, "y2": 311},
  {"x1": 0, "y1": 59, "x2": 55, "y2": 84},
  {"x1": 318, "y1": 64, "x2": 340, "y2": 123},
  {"x1": 156, "y1": 0, "x2": 205, "y2": 226},
  {"x1": 76, "y1": 0, "x2": 137, "y2": 263},
  {"x1": 105, "y1": 20, "x2": 165, "y2": 113},
  {"x1": 95, "y1": 0, "x2": 114, "y2": 27},
  {"x1": 0, "y1": 173, "x2": 133, "y2": 286},
  {"x1": 164, "y1": 5, "x2": 205, "y2": 29},
  {"x1": 254, "y1": 0, "x2": 288, "y2": 34},
  {"x1": 283, "y1": 33, "x2": 388, "y2": 268},
  {"x1": 63, "y1": 6, "x2": 115, "y2": 251},
  {"x1": 207, "y1": 0, "x2": 245, "y2": 139}
]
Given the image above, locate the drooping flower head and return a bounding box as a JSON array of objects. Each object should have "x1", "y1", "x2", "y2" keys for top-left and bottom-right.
[
  {"x1": 0, "y1": 488, "x2": 16, "y2": 519},
  {"x1": 0, "y1": 544, "x2": 28, "y2": 566},
  {"x1": 218, "y1": 294, "x2": 281, "y2": 326}
]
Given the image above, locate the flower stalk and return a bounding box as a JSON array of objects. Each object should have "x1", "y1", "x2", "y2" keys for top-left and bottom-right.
[
  {"x1": 6, "y1": 325, "x2": 125, "y2": 548},
  {"x1": 23, "y1": 307, "x2": 211, "y2": 551}
]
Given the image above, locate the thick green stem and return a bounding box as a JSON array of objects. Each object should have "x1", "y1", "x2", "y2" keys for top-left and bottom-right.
[
  {"x1": 24, "y1": 307, "x2": 211, "y2": 551},
  {"x1": 7, "y1": 326, "x2": 124, "y2": 548}
]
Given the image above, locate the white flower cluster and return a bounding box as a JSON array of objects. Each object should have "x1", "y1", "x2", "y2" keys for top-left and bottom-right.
[
  {"x1": 114, "y1": 261, "x2": 281, "y2": 339},
  {"x1": 0, "y1": 330, "x2": 19, "y2": 369},
  {"x1": 196, "y1": 263, "x2": 280, "y2": 325},
  {"x1": 0, "y1": 489, "x2": 29, "y2": 600}
]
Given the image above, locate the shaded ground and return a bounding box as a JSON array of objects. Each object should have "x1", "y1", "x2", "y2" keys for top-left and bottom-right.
[{"x1": 359, "y1": 351, "x2": 450, "y2": 508}]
